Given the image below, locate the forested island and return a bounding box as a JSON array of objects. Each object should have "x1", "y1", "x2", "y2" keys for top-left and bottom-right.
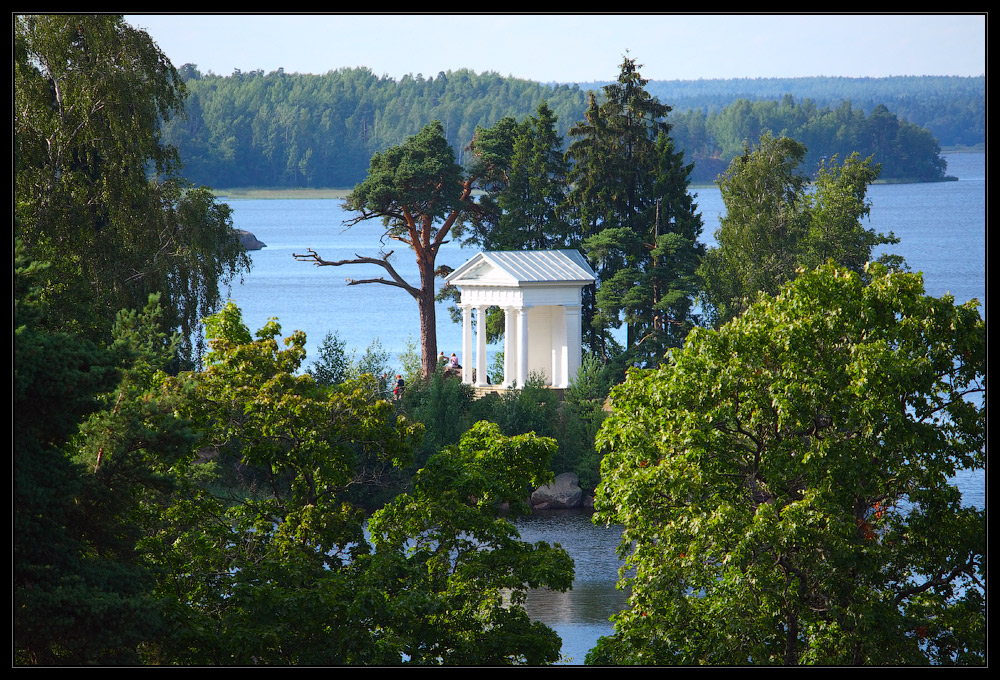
[
  {"x1": 163, "y1": 65, "x2": 982, "y2": 188},
  {"x1": 15, "y1": 15, "x2": 984, "y2": 666}
]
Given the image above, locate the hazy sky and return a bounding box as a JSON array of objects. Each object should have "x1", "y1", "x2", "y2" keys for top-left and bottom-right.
[{"x1": 124, "y1": 14, "x2": 986, "y2": 83}]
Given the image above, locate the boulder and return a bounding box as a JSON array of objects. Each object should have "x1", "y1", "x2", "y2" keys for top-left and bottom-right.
[
  {"x1": 237, "y1": 229, "x2": 266, "y2": 250},
  {"x1": 531, "y1": 472, "x2": 583, "y2": 510}
]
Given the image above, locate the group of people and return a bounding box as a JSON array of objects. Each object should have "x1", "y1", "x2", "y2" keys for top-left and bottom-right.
[
  {"x1": 380, "y1": 372, "x2": 407, "y2": 399},
  {"x1": 382, "y1": 352, "x2": 462, "y2": 402},
  {"x1": 438, "y1": 351, "x2": 461, "y2": 371}
]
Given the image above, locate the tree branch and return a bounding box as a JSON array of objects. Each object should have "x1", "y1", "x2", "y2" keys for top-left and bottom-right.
[
  {"x1": 892, "y1": 553, "x2": 980, "y2": 606},
  {"x1": 292, "y1": 248, "x2": 420, "y2": 297}
]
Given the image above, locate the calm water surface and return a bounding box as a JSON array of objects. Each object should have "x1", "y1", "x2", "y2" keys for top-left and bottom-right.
[
  {"x1": 225, "y1": 153, "x2": 985, "y2": 367},
  {"x1": 226, "y1": 152, "x2": 985, "y2": 664}
]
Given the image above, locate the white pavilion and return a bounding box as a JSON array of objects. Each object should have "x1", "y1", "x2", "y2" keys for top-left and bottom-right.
[{"x1": 443, "y1": 250, "x2": 597, "y2": 390}]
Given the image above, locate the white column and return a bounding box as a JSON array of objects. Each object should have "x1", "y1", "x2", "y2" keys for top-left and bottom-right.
[
  {"x1": 564, "y1": 304, "x2": 582, "y2": 386},
  {"x1": 552, "y1": 306, "x2": 567, "y2": 388},
  {"x1": 461, "y1": 304, "x2": 473, "y2": 384},
  {"x1": 475, "y1": 305, "x2": 488, "y2": 386},
  {"x1": 503, "y1": 306, "x2": 517, "y2": 387},
  {"x1": 517, "y1": 306, "x2": 530, "y2": 387}
]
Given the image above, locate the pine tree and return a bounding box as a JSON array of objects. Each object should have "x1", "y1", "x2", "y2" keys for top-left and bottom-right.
[
  {"x1": 450, "y1": 104, "x2": 575, "y2": 343},
  {"x1": 465, "y1": 102, "x2": 572, "y2": 252}
]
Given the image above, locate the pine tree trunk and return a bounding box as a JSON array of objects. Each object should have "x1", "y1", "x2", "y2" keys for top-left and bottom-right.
[{"x1": 417, "y1": 255, "x2": 438, "y2": 380}]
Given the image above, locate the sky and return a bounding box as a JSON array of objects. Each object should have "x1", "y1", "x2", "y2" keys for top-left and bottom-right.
[{"x1": 123, "y1": 14, "x2": 986, "y2": 83}]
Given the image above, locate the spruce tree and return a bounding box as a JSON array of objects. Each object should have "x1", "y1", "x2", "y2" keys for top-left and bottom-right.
[{"x1": 566, "y1": 56, "x2": 703, "y2": 366}]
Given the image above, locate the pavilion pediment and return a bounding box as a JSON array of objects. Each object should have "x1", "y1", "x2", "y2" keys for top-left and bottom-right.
[
  {"x1": 450, "y1": 257, "x2": 521, "y2": 286},
  {"x1": 445, "y1": 250, "x2": 596, "y2": 289}
]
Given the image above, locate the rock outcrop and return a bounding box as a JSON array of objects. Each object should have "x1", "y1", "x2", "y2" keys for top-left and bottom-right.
[
  {"x1": 237, "y1": 229, "x2": 266, "y2": 250},
  {"x1": 531, "y1": 472, "x2": 584, "y2": 510}
]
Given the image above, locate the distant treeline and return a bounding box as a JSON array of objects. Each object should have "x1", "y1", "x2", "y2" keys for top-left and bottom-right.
[
  {"x1": 671, "y1": 97, "x2": 950, "y2": 182},
  {"x1": 164, "y1": 67, "x2": 983, "y2": 188},
  {"x1": 638, "y1": 75, "x2": 984, "y2": 149}
]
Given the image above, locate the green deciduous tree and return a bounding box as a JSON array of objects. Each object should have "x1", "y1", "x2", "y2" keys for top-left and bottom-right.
[
  {"x1": 589, "y1": 264, "x2": 985, "y2": 665},
  {"x1": 699, "y1": 132, "x2": 899, "y2": 327},
  {"x1": 801, "y1": 152, "x2": 898, "y2": 273},
  {"x1": 698, "y1": 134, "x2": 811, "y2": 327},
  {"x1": 144, "y1": 302, "x2": 421, "y2": 664},
  {"x1": 14, "y1": 15, "x2": 249, "y2": 363},
  {"x1": 141, "y1": 304, "x2": 572, "y2": 664},
  {"x1": 362, "y1": 421, "x2": 574, "y2": 664}
]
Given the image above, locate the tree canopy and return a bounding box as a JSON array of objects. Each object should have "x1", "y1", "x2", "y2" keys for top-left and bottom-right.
[
  {"x1": 699, "y1": 133, "x2": 898, "y2": 327},
  {"x1": 15, "y1": 242, "x2": 198, "y2": 664},
  {"x1": 295, "y1": 119, "x2": 509, "y2": 379},
  {"x1": 14, "y1": 14, "x2": 249, "y2": 363},
  {"x1": 159, "y1": 65, "x2": 971, "y2": 190},
  {"x1": 567, "y1": 56, "x2": 704, "y2": 364},
  {"x1": 141, "y1": 306, "x2": 571, "y2": 664},
  {"x1": 589, "y1": 264, "x2": 985, "y2": 665},
  {"x1": 14, "y1": 23, "x2": 983, "y2": 663},
  {"x1": 362, "y1": 421, "x2": 574, "y2": 664},
  {"x1": 466, "y1": 101, "x2": 574, "y2": 252},
  {"x1": 16, "y1": 18, "x2": 576, "y2": 665}
]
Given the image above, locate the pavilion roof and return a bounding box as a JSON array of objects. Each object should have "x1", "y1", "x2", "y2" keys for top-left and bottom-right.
[{"x1": 445, "y1": 250, "x2": 596, "y2": 287}]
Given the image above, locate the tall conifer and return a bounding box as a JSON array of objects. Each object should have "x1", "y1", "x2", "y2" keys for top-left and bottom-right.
[{"x1": 567, "y1": 56, "x2": 703, "y2": 365}]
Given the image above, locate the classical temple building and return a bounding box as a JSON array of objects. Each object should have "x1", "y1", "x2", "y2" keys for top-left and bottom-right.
[{"x1": 444, "y1": 250, "x2": 596, "y2": 390}]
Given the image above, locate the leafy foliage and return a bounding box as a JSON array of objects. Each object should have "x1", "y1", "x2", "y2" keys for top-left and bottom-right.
[
  {"x1": 139, "y1": 305, "x2": 572, "y2": 664},
  {"x1": 402, "y1": 366, "x2": 477, "y2": 470},
  {"x1": 699, "y1": 133, "x2": 899, "y2": 327},
  {"x1": 363, "y1": 421, "x2": 574, "y2": 664},
  {"x1": 550, "y1": 355, "x2": 613, "y2": 493},
  {"x1": 640, "y1": 75, "x2": 983, "y2": 152},
  {"x1": 162, "y1": 66, "x2": 591, "y2": 189},
  {"x1": 145, "y1": 303, "x2": 416, "y2": 663},
  {"x1": 16, "y1": 25, "x2": 980, "y2": 663},
  {"x1": 14, "y1": 14, "x2": 250, "y2": 363},
  {"x1": 590, "y1": 264, "x2": 985, "y2": 665}
]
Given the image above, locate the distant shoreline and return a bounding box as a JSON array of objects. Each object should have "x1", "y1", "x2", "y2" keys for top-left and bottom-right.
[
  {"x1": 211, "y1": 188, "x2": 352, "y2": 200},
  {"x1": 210, "y1": 178, "x2": 956, "y2": 200},
  {"x1": 210, "y1": 149, "x2": 980, "y2": 199}
]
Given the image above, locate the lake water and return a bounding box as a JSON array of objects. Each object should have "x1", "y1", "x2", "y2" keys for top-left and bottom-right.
[
  {"x1": 223, "y1": 152, "x2": 985, "y2": 369},
  {"x1": 224, "y1": 151, "x2": 985, "y2": 664}
]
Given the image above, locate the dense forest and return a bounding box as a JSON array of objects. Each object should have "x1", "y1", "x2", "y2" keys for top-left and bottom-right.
[
  {"x1": 16, "y1": 15, "x2": 984, "y2": 666},
  {"x1": 162, "y1": 66, "x2": 982, "y2": 188},
  {"x1": 164, "y1": 66, "x2": 589, "y2": 188},
  {"x1": 642, "y1": 75, "x2": 985, "y2": 148}
]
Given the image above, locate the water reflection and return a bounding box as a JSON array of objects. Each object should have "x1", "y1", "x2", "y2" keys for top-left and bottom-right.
[{"x1": 516, "y1": 509, "x2": 629, "y2": 662}]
